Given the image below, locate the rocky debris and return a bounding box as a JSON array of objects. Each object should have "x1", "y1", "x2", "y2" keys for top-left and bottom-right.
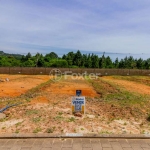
[
  {"x1": 0, "y1": 113, "x2": 6, "y2": 119},
  {"x1": 74, "y1": 112, "x2": 82, "y2": 117},
  {"x1": 0, "y1": 79, "x2": 5, "y2": 82},
  {"x1": 86, "y1": 114, "x2": 95, "y2": 119},
  {"x1": 5, "y1": 78, "x2": 9, "y2": 81},
  {"x1": 0, "y1": 78, "x2": 9, "y2": 82}
]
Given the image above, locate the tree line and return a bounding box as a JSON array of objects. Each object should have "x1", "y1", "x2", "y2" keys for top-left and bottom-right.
[{"x1": 0, "y1": 50, "x2": 150, "y2": 69}]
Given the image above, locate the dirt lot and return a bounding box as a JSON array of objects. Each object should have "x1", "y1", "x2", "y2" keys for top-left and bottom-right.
[
  {"x1": 1, "y1": 75, "x2": 150, "y2": 135},
  {"x1": 0, "y1": 75, "x2": 50, "y2": 97}
]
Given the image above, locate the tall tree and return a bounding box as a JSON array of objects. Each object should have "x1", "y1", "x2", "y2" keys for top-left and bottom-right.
[
  {"x1": 45, "y1": 52, "x2": 58, "y2": 59},
  {"x1": 105, "y1": 56, "x2": 113, "y2": 68},
  {"x1": 25, "y1": 52, "x2": 32, "y2": 60},
  {"x1": 74, "y1": 50, "x2": 82, "y2": 67},
  {"x1": 91, "y1": 54, "x2": 99, "y2": 68},
  {"x1": 114, "y1": 58, "x2": 119, "y2": 68}
]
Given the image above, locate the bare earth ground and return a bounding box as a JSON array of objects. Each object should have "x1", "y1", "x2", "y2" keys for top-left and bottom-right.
[
  {"x1": 0, "y1": 74, "x2": 50, "y2": 97},
  {"x1": 103, "y1": 76, "x2": 150, "y2": 95},
  {"x1": 1, "y1": 75, "x2": 150, "y2": 135}
]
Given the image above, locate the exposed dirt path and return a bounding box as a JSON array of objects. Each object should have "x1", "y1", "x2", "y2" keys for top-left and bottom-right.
[
  {"x1": 102, "y1": 76, "x2": 150, "y2": 95},
  {"x1": 0, "y1": 75, "x2": 50, "y2": 98}
]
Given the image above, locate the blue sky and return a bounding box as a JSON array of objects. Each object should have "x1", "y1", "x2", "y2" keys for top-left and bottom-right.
[{"x1": 0, "y1": 0, "x2": 150, "y2": 57}]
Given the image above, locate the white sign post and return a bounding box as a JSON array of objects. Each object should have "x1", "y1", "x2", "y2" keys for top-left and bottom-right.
[{"x1": 72, "y1": 96, "x2": 85, "y2": 114}]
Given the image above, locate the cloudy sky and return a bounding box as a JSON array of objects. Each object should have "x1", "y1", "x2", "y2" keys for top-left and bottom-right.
[{"x1": 0, "y1": 0, "x2": 150, "y2": 56}]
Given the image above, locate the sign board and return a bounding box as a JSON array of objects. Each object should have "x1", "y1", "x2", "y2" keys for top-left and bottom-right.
[
  {"x1": 72, "y1": 96, "x2": 85, "y2": 114},
  {"x1": 76, "y1": 90, "x2": 82, "y2": 96}
]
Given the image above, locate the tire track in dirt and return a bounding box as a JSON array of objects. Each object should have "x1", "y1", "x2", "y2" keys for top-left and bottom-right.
[{"x1": 102, "y1": 76, "x2": 150, "y2": 95}]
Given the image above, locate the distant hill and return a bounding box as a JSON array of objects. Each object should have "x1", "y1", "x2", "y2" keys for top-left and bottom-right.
[
  {"x1": 0, "y1": 51, "x2": 23, "y2": 59},
  {"x1": 0, "y1": 51, "x2": 4, "y2": 54}
]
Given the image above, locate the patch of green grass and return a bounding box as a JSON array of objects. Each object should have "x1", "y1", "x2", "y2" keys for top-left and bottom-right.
[
  {"x1": 67, "y1": 117, "x2": 75, "y2": 122},
  {"x1": 88, "y1": 77, "x2": 119, "y2": 97},
  {"x1": 33, "y1": 127, "x2": 42, "y2": 133},
  {"x1": 58, "y1": 112, "x2": 63, "y2": 116},
  {"x1": 0, "y1": 117, "x2": 7, "y2": 122},
  {"x1": 46, "y1": 127, "x2": 55, "y2": 133},
  {"x1": 141, "y1": 130, "x2": 146, "y2": 134},
  {"x1": 25, "y1": 110, "x2": 39, "y2": 115},
  {"x1": 88, "y1": 79, "x2": 106, "y2": 96},
  {"x1": 124, "y1": 122, "x2": 127, "y2": 125},
  {"x1": 99, "y1": 130, "x2": 112, "y2": 134},
  {"x1": 15, "y1": 130, "x2": 20, "y2": 134},
  {"x1": 2, "y1": 127, "x2": 6, "y2": 130},
  {"x1": 54, "y1": 115, "x2": 64, "y2": 121},
  {"x1": 105, "y1": 89, "x2": 149, "y2": 106},
  {"x1": 25, "y1": 98, "x2": 31, "y2": 102},
  {"x1": 32, "y1": 117, "x2": 41, "y2": 123},
  {"x1": 15, "y1": 121, "x2": 23, "y2": 127}
]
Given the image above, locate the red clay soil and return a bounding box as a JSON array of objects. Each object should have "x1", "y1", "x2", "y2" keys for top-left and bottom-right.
[
  {"x1": 30, "y1": 96, "x2": 49, "y2": 104},
  {"x1": 102, "y1": 76, "x2": 150, "y2": 95},
  {"x1": 0, "y1": 75, "x2": 50, "y2": 98},
  {"x1": 43, "y1": 77, "x2": 99, "y2": 98}
]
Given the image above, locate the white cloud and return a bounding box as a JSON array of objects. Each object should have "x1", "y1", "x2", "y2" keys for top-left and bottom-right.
[{"x1": 0, "y1": 0, "x2": 150, "y2": 55}]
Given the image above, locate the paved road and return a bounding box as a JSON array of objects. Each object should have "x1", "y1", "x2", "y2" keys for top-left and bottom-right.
[{"x1": 0, "y1": 138, "x2": 150, "y2": 150}]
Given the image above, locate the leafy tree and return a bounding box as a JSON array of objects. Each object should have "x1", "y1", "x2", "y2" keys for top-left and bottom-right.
[
  {"x1": 22, "y1": 59, "x2": 35, "y2": 67},
  {"x1": 37, "y1": 54, "x2": 45, "y2": 67},
  {"x1": 45, "y1": 52, "x2": 58, "y2": 59},
  {"x1": 25, "y1": 52, "x2": 32, "y2": 60},
  {"x1": 62, "y1": 54, "x2": 67, "y2": 60},
  {"x1": 0, "y1": 56, "x2": 11, "y2": 66},
  {"x1": 33, "y1": 53, "x2": 42, "y2": 67},
  {"x1": 49, "y1": 59, "x2": 68, "y2": 67},
  {"x1": 0, "y1": 50, "x2": 150, "y2": 69}
]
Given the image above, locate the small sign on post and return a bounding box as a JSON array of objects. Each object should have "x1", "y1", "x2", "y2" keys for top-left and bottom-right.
[
  {"x1": 72, "y1": 96, "x2": 85, "y2": 114},
  {"x1": 76, "y1": 90, "x2": 82, "y2": 96}
]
